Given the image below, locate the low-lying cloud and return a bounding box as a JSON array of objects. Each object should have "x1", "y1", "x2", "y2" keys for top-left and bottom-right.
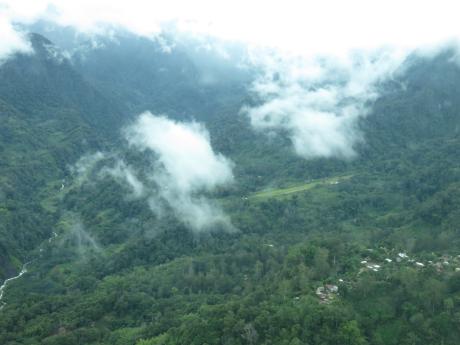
[
  {"x1": 3, "y1": 0, "x2": 460, "y2": 63},
  {"x1": 3, "y1": 2, "x2": 460, "y2": 161},
  {"x1": 101, "y1": 160, "x2": 145, "y2": 199},
  {"x1": 71, "y1": 113, "x2": 235, "y2": 232},
  {"x1": 0, "y1": 17, "x2": 32, "y2": 62},
  {"x1": 124, "y1": 112, "x2": 235, "y2": 232},
  {"x1": 70, "y1": 151, "x2": 106, "y2": 185},
  {"x1": 61, "y1": 213, "x2": 101, "y2": 256},
  {"x1": 125, "y1": 112, "x2": 233, "y2": 193},
  {"x1": 244, "y1": 49, "x2": 407, "y2": 159}
]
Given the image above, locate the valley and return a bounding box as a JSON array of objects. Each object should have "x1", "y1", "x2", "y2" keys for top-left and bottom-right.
[{"x1": 0, "y1": 19, "x2": 460, "y2": 345}]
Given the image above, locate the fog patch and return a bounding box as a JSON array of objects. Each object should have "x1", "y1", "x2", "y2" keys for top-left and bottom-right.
[
  {"x1": 100, "y1": 160, "x2": 145, "y2": 199},
  {"x1": 69, "y1": 151, "x2": 106, "y2": 185},
  {"x1": 244, "y1": 48, "x2": 407, "y2": 159},
  {"x1": 123, "y1": 112, "x2": 235, "y2": 232},
  {"x1": 69, "y1": 113, "x2": 235, "y2": 232},
  {"x1": 59, "y1": 214, "x2": 101, "y2": 257},
  {"x1": 0, "y1": 17, "x2": 33, "y2": 62}
]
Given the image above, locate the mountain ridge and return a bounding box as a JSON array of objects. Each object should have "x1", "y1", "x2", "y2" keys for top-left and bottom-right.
[{"x1": 1, "y1": 29, "x2": 460, "y2": 345}]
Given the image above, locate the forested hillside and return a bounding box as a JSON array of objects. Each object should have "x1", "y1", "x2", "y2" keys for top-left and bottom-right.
[
  {"x1": 0, "y1": 33, "x2": 123, "y2": 280},
  {"x1": 1, "y1": 29, "x2": 460, "y2": 345}
]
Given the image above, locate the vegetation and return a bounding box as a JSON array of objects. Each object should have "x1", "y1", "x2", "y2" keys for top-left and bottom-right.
[
  {"x1": 1, "y1": 32, "x2": 460, "y2": 345},
  {"x1": 249, "y1": 175, "x2": 353, "y2": 200}
]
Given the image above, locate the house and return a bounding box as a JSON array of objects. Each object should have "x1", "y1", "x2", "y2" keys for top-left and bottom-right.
[
  {"x1": 366, "y1": 264, "x2": 380, "y2": 272},
  {"x1": 325, "y1": 284, "x2": 338, "y2": 293},
  {"x1": 316, "y1": 286, "x2": 325, "y2": 295},
  {"x1": 316, "y1": 284, "x2": 339, "y2": 304},
  {"x1": 434, "y1": 262, "x2": 443, "y2": 272}
]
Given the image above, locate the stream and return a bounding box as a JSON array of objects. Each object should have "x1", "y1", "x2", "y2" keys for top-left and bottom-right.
[
  {"x1": 0, "y1": 262, "x2": 30, "y2": 310},
  {"x1": 0, "y1": 230, "x2": 59, "y2": 311}
]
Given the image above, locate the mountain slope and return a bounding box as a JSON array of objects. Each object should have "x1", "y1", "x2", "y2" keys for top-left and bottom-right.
[
  {"x1": 1, "y1": 32, "x2": 460, "y2": 345},
  {"x1": 0, "y1": 34, "x2": 126, "y2": 280}
]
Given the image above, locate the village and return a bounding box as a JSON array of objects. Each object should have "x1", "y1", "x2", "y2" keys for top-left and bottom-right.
[
  {"x1": 315, "y1": 248, "x2": 460, "y2": 304},
  {"x1": 356, "y1": 248, "x2": 460, "y2": 274}
]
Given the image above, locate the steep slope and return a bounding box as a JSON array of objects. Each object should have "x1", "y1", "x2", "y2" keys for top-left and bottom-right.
[
  {"x1": 1, "y1": 32, "x2": 460, "y2": 345},
  {"x1": 0, "y1": 33, "x2": 124, "y2": 134},
  {"x1": 0, "y1": 34, "x2": 125, "y2": 280},
  {"x1": 62, "y1": 31, "x2": 251, "y2": 121}
]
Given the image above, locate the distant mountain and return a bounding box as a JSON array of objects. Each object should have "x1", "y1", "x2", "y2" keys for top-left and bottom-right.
[
  {"x1": 2, "y1": 30, "x2": 460, "y2": 279},
  {"x1": 1, "y1": 28, "x2": 460, "y2": 345},
  {"x1": 362, "y1": 50, "x2": 460, "y2": 152},
  {"x1": 0, "y1": 33, "x2": 124, "y2": 134}
]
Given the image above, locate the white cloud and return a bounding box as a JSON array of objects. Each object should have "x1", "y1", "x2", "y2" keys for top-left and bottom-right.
[
  {"x1": 100, "y1": 160, "x2": 145, "y2": 199},
  {"x1": 244, "y1": 49, "x2": 407, "y2": 158},
  {"x1": 2, "y1": 0, "x2": 460, "y2": 158},
  {"x1": 2, "y1": 0, "x2": 460, "y2": 57},
  {"x1": 125, "y1": 112, "x2": 233, "y2": 192},
  {"x1": 69, "y1": 114, "x2": 234, "y2": 232},
  {"x1": 124, "y1": 112, "x2": 234, "y2": 231},
  {"x1": 0, "y1": 16, "x2": 32, "y2": 62},
  {"x1": 70, "y1": 151, "x2": 106, "y2": 184}
]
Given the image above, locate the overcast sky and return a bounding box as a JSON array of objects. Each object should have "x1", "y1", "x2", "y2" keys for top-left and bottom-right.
[{"x1": 2, "y1": 0, "x2": 460, "y2": 58}]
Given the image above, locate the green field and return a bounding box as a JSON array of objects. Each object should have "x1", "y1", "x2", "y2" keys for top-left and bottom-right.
[{"x1": 249, "y1": 175, "x2": 353, "y2": 200}]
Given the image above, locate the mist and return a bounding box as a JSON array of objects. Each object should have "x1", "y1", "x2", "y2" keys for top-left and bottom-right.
[
  {"x1": 69, "y1": 219, "x2": 101, "y2": 255},
  {"x1": 69, "y1": 112, "x2": 235, "y2": 232},
  {"x1": 70, "y1": 151, "x2": 106, "y2": 186},
  {"x1": 3, "y1": 1, "x2": 460, "y2": 162},
  {"x1": 3, "y1": 1, "x2": 460, "y2": 163},
  {"x1": 3, "y1": 1, "x2": 460, "y2": 62},
  {"x1": 244, "y1": 49, "x2": 407, "y2": 158},
  {"x1": 124, "y1": 112, "x2": 235, "y2": 232},
  {"x1": 0, "y1": 17, "x2": 32, "y2": 62},
  {"x1": 58, "y1": 214, "x2": 101, "y2": 257},
  {"x1": 100, "y1": 160, "x2": 145, "y2": 199}
]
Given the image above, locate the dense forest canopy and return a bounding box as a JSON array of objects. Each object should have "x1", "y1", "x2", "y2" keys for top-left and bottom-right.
[{"x1": 1, "y1": 3, "x2": 460, "y2": 345}]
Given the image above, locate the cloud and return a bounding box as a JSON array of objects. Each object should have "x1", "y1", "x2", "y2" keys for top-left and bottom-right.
[
  {"x1": 100, "y1": 160, "x2": 145, "y2": 199},
  {"x1": 2, "y1": 0, "x2": 460, "y2": 57},
  {"x1": 69, "y1": 121, "x2": 235, "y2": 232},
  {"x1": 2, "y1": 1, "x2": 460, "y2": 159},
  {"x1": 0, "y1": 16, "x2": 32, "y2": 62},
  {"x1": 3, "y1": 0, "x2": 456, "y2": 159},
  {"x1": 70, "y1": 151, "x2": 106, "y2": 184},
  {"x1": 244, "y1": 49, "x2": 407, "y2": 159},
  {"x1": 122, "y1": 112, "x2": 235, "y2": 232},
  {"x1": 60, "y1": 213, "x2": 101, "y2": 256},
  {"x1": 125, "y1": 112, "x2": 233, "y2": 192}
]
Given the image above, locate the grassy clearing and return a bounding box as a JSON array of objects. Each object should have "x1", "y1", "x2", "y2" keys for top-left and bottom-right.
[{"x1": 249, "y1": 175, "x2": 353, "y2": 200}]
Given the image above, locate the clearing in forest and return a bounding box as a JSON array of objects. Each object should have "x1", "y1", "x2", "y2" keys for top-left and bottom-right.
[{"x1": 250, "y1": 175, "x2": 353, "y2": 200}]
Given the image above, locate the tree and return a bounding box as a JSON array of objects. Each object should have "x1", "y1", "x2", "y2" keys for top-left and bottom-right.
[{"x1": 338, "y1": 320, "x2": 367, "y2": 345}]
